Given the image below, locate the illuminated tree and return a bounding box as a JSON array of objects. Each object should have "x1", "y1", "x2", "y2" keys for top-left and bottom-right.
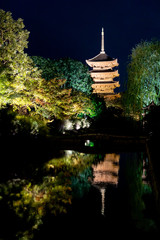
[
  {"x1": 123, "y1": 40, "x2": 160, "y2": 118},
  {"x1": 34, "y1": 78, "x2": 95, "y2": 121},
  {"x1": 32, "y1": 56, "x2": 93, "y2": 94},
  {"x1": 0, "y1": 9, "x2": 96, "y2": 135},
  {"x1": 31, "y1": 56, "x2": 55, "y2": 81},
  {"x1": 0, "y1": 9, "x2": 42, "y2": 111},
  {"x1": 32, "y1": 56, "x2": 105, "y2": 119}
]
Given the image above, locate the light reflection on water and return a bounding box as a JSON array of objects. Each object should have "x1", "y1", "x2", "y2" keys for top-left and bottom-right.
[
  {"x1": 0, "y1": 149, "x2": 158, "y2": 239},
  {"x1": 91, "y1": 152, "x2": 154, "y2": 224},
  {"x1": 92, "y1": 153, "x2": 120, "y2": 215}
]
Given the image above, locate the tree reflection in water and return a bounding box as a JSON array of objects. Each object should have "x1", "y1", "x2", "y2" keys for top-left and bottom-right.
[
  {"x1": 0, "y1": 150, "x2": 158, "y2": 239},
  {"x1": 0, "y1": 151, "x2": 98, "y2": 240},
  {"x1": 118, "y1": 152, "x2": 157, "y2": 232}
]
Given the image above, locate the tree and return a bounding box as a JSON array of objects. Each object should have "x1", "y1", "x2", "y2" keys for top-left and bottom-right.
[
  {"x1": 0, "y1": 9, "x2": 95, "y2": 135},
  {"x1": 0, "y1": 9, "x2": 42, "y2": 112},
  {"x1": 31, "y1": 56, "x2": 55, "y2": 81},
  {"x1": 32, "y1": 56, "x2": 93, "y2": 94},
  {"x1": 34, "y1": 78, "x2": 94, "y2": 121},
  {"x1": 123, "y1": 40, "x2": 160, "y2": 118},
  {"x1": 32, "y1": 56, "x2": 105, "y2": 120},
  {"x1": 31, "y1": 56, "x2": 96, "y2": 119}
]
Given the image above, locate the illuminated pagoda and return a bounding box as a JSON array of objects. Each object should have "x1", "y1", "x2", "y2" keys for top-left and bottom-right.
[{"x1": 86, "y1": 28, "x2": 120, "y2": 99}]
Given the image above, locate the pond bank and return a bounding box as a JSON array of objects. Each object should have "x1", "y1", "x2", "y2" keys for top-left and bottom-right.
[
  {"x1": 146, "y1": 137, "x2": 160, "y2": 225},
  {"x1": 46, "y1": 132, "x2": 147, "y2": 153},
  {"x1": 1, "y1": 132, "x2": 147, "y2": 154}
]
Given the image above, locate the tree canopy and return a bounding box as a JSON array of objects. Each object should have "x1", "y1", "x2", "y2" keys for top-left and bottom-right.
[
  {"x1": 32, "y1": 56, "x2": 105, "y2": 120},
  {"x1": 0, "y1": 9, "x2": 98, "y2": 135},
  {"x1": 123, "y1": 40, "x2": 160, "y2": 118},
  {"x1": 0, "y1": 9, "x2": 40, "y2": 110},
  {"x1": 32, "y1": 56, "x2": 93, "y2": 94}
]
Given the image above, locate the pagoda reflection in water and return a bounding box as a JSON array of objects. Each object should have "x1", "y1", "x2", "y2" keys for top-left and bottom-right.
[{"x1": 92, "y1": 153, "x2": 120, "y2": 215}]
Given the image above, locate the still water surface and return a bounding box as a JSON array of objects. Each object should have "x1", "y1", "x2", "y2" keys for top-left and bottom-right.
[{"x1": 0, "y1": 147, "x2": 159, "y2": 239}]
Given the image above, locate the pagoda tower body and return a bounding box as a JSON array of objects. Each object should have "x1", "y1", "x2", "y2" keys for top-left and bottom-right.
[{"x1": 86, "y1": 28, "x2": 120, "y2": 99}]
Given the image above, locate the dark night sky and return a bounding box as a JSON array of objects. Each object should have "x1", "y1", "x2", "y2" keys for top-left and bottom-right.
[{"x1": 1, "y1": 0, "x2": 160, "y2": 90}]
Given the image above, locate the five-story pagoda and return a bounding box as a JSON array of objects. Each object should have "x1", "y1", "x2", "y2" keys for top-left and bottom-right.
[{"x1": 86, "y1": 28, "x2": 120, "y2": 100}]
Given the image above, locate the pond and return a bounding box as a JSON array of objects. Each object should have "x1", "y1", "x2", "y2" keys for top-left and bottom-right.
[{"x1": 0, "y1": 139, "x2": 159, "y2": 239}]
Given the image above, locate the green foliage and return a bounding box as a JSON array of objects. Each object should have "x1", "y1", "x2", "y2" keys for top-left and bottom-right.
[
  {"x1": 32, "y1": 56, "x2": 93, "y2": 94},
  {"x1": 121, "y1": 153, "x2": 157, "y2": 232},
  {"x1": 143, "y1": 105, "x2": 160, "y2": 136},
  {"x1": 71, "y1": 167, "x2": 93, "y2": 199},
  {"x1": 31, "y1": 57, "x2": 103, "y2": 122},
  {"x1": 0, "y1": 9, "x2": 42, "y2": 110},
  {"x1": 0, "y1": 9, "x2": 44, "y2": 126},
  {"x1": 0, "y1": 151, "x2": 97, "y2": 239},
  {"x1": 31, "y1": 56, "x2": 55, "y2": 81},
  {"x1": 125, "y1": 153, "x2": 145, "y2": 219},
  {"x1": 0, "y1": 10, "x2": 96, "y2": 135},
  {"x1": 0, "y1": 9, "x2": 105, "y2": 136},
  {"x1": 123, "y1": 40, "x2": 160, "y2": 118},
  {"x1": 105, "y1": 95, "x2": 122, "y2": 109},
  {"x1": 77, "y1": 94, "x2": 106, "y2": 120}
]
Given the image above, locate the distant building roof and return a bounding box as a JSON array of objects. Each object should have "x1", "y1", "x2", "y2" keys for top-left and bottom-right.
[{"x1": 87, "y1": 52, "x2": 114, "y2": 62}]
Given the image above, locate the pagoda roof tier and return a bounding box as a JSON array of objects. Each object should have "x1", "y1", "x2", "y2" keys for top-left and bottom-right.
[
  {"x1": 92, "y1": 82, "x2": 120, "y2": 88},
  {"x1": 90, "y1": 70, "x2": 119, "y2": 79},
  {"x1": 86, "y1": 55, "x2": 119, "y2": 69},
  {"x1": 93, "y1": 79, "x2": 115, "y2": 83},
  {"x1": 92, "y1": 82, "x2": 120, "y2": 94},
  {"x1": 87, "y1": 52, "x2": 113, "y2": 62},
  {"x1": 92, "y1": 88, "x2": 114, "y2": 94},
  {"x1": 90, "y1": 69, "x2": 117, "y2": 72},
  {"x1": 103, "y1": 93, "x2": 121, "y2": 100}
]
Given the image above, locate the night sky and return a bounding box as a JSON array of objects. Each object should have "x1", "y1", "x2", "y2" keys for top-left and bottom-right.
[{"x1": 1, "y1": 0, "x2": 160, "y2": 90}]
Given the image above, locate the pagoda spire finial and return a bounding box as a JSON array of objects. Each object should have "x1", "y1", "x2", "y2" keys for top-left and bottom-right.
[{"x1": 101, "y1": 27, "x2": 105, "y2": 54}]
